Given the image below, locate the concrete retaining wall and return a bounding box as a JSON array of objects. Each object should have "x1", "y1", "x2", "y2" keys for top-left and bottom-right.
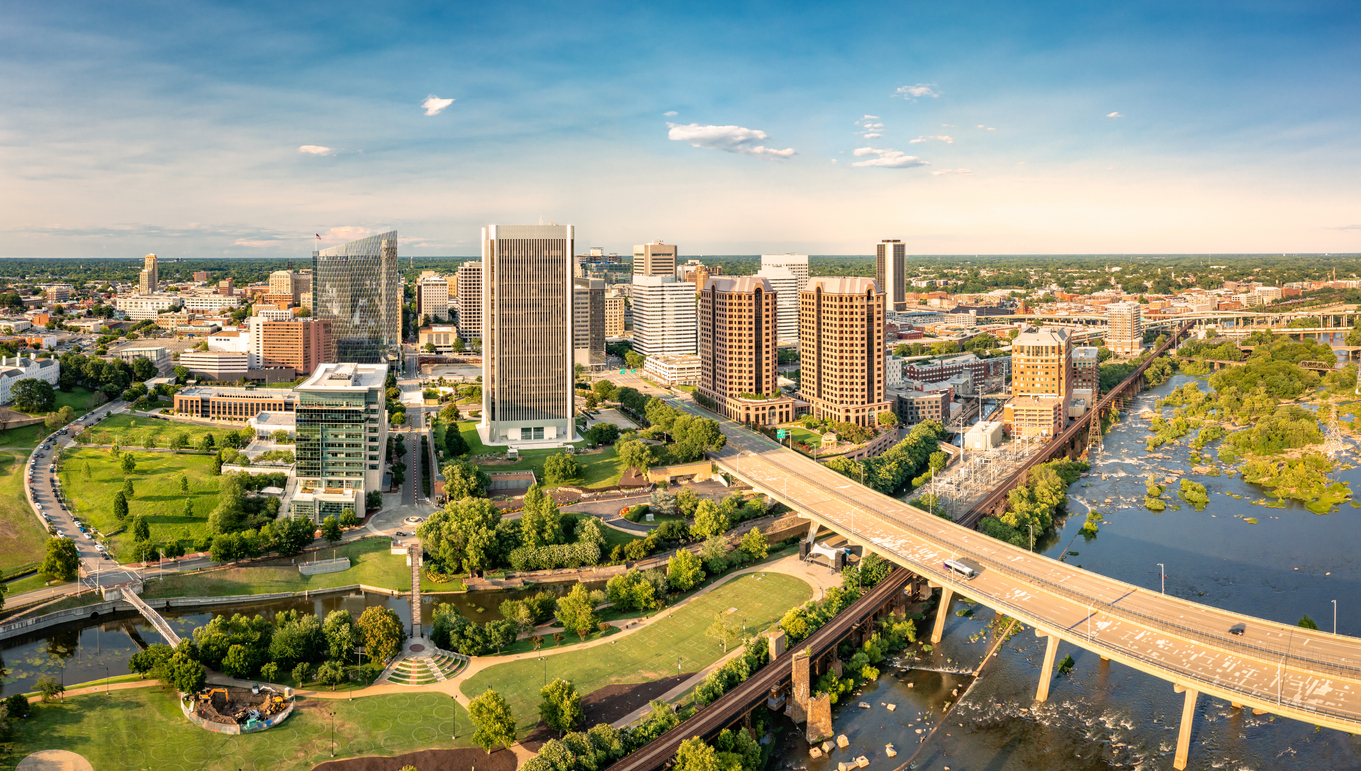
[{"x1": 298, "y1": 558, "x2": 351, "y2": 576}]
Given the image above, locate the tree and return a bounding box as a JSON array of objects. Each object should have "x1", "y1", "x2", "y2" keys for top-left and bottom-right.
[
  {"x1": 539, "y1": 678, "x2": 583, "y2": 736},
  {"x1": 667, "y1": 548, "x2": 705, "y2": 591},
  {"x1": 324, "y1": 609, "x2": 358, "y2": 661},
  {"x1": 112, "y1": 489, "x2": 129, "y2": 521},
  {"x1": 554, "y1": 583, "x2": 600, "y2": 640},
  {"x1": 339, "y1": 507, "x2": 358, "y2": 527},
  {"x1": 443, "y1": 459, "x2": 491, "y2": 501},
  {"x1": 358, "y1": 606, "x2": 405, "y2": 664},
  {"x1": 673, "y1": 737, "x2": 722, "y2": 771},
  {"x1": 132, "y1": 515, "x2": 151, "y2": 543},
  {"x1": 197, "y1": 433, "x2": 215, "y2": 452},
  {"x1": 131, "y1": 356, "x2": 158, "y2": 381},
  {"x1": 180, "y1": 475, "x2": 190, "y2": 494},
  {"x1": 11, "y1": 378, "x2": 55, "y2": 413},
  {"x1": 41, "y1": 537, "x2": 80, "y2": 581},
  {"x1": 321, "y1": 515, "x2": 343, "y2": 543},
  {"x1": 419, "y1": 496, "x2": 502, "y2": 574},
  {"x1": 690, "y1": 499, "x2": 728, "y2": 540},
  {"x1": 669, "y1": 415, "x2": 726, "y2": 461},
  {"x1": 675, "y1": 487, "x2": 700, "y2": 518},
  {"x1": 617, "y1": 439, "x2": 653, "y2": 476},
  {"x1": 292, "y1": 662, "x2": 314, "y2": 686},
  {"x1": 317, "y1": 660, "x2": 346, "y2": 689},
  {"x1": 161, "y1": 650, "x2": 207, "y2": 693},
  {"x1": 592, "y1": 379, "x2": 617, "y2": 401},
  {"x1": 877, "y1": 411, "x2": 899, "y2": 426},
  {"x1": 221, "y1": 644, "x2": 254, "y2": 678},
  {"x1": 520, "y1": 485, "x2": 563, "y2": 549},
  {"x1": 260, "y1": 662, "x2": 280, "y2": 682},
  {"x1": 439, "y1": 402, "x2": 461, "y2": 423},
  {"x1": 738, "y1": 527, "x2": 768, "y2": 562},
  {"x1": 5, "y1": 692, "x2": 31, "y2": 719},
  {"x1": 624, "y1": 350, "x2": 646, "y2": 370},
  {"x1": 468, "y1": 688, "x2": 518, "y2": 753},
  {"x1": 1298, "y1": 614, "x2": 1319, "y2": 630},
  {"x1": 649, "y1": 488, "x2": 677, "y2": 517},
  {"x1": 542, "y1": 452, "x2": 581, "y2": 485},
  {"x1": 35, "y1": 674, "x2": 64, "y2": 703},
  {"x1": 705, "y1": 612, "x2": 741, "y2": 652}
]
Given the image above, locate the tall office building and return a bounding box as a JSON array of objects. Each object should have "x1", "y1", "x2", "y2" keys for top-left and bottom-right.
[
  {"x1": 798, "y1": 277, "x2": 890, "y2": 427},
  {"x1": 603, "y1": 295, "x2": 625, "y2": 337},
  {"x1": 631, "y1": 275, "x2": 697, "y2": 357},
  {"x1": 269, "y1": 270, "x2": 295, "y2": 298},
  {"x1": 312, "y1": 231, "x2": 400, "y2": 363},
  {"x1": 293, "y1": 271, "x2": 313, "y2": 310},
  {"x1": 1106, "y1": 301, "x2": 1144, "y2": 357},
  {"x1": 876, "y1": 240, "x2": 906, "y2": 311},
  {"x1": 760, "y1": 253, "x2": 809, "y2": 290},
  {"x1": 416, "y1": 274, "x2": 450, "y2": 323},
  {"x1": 755, "y1": 265, "x2": 800, "y2": 345},
  {"x1": 481, "y1": 225, "x2": 577, "y2": 445},
  {"x1": 697, "y1": 276, "x2": 794, "y2": 426},
  {"x1": 139, "y1": 254, "x2": 159, "y2": 294},
  {"x1": 634, "y1": 241, "x2": 678, "y2": 277},
  {"x1": 1003, "y1": 327, "x2": 1072, "y2": 438},
  {"x1": 455, "y1": 261, "x2": 483, "y2": 340},
  {"x1": 289, "y1": 362, "x2": 388, "y2": 520},
  {"x1": 573, "y1": 276, "x2": 605, "y2": 363}
]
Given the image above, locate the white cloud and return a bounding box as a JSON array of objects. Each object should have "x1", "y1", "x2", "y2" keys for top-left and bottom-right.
[
  {"x1": 664, "y1": 110, "x2": 678, "y2": 117},
  {"x1": 895, "y1": 84, "x2": 939, "y2": 100},
  {"x1": 1107, "y1": 111, "x2": 1124, "y2": 118},
  {"x1": 863, "y1": 133, "x2": 882, "y2": 139},
  {"x1": 977, "y1": 125, "x2": 996, "y2": 131},
  {"x1": 855, "y1": 117, "x2": 886, "y2": 139},
  {"x1": 319, "y1": 226, "x2": 374, "y2": 242},
  {"x1": 931, "y1": 168, "x2": 973, "y2": 176},
  {"x1": 298, "y1": 145, "x2": 333, "y2": 156},
  {"x1": 863, "y1": 114, "x2": 880, "y2": 120},
  {"x1": 666, "y1": 123, "x2": 795, "y2": 158},
  {"x1": 851, "y1": 147, "x2": 928, "y2": 169},
  {"x1": 909, "y1": 135, "x2": 954, "y2": 144},
  {"x1": 422, "y1": 95, "x2": 455, "y2": 116}
]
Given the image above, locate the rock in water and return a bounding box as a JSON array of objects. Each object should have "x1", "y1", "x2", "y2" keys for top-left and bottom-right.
[{"x1": 885, "y1": 745, "x2": 897, "y2": 758}]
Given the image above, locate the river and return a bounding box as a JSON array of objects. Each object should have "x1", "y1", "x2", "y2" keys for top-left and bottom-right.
[{"x1": 769, "y1": 372, "x2": 1361, "y2": 770}]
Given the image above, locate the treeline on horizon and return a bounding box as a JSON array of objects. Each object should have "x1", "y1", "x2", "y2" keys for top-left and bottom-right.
[{"x1": 1, "y1": 253, "x2": 1358, "y2": 292}]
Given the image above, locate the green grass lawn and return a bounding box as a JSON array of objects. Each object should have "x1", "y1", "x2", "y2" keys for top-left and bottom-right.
[
  {"x1": 0, "y1": 452, "x2": 47, "y2": 573},
  {"x1": 595, "y1": 516, "x2": 642, "y2": 552},
  {"x1": 141, "y1": 538, "x2": 414, "y2": 599},
  {"x1": 11, "y1": 386, "x2": 103, "y2": 420},
  {"x1": 78, "y1": 413, "x2": 227, "y2": 448},
  {"x1": 461, "y1": 572, "x2": 811, "y2": 732},
  {"x1": 0, "y1": 423, "x2": 51, "y2": 451},
  {"x1": 2, "y1": 571, "x2": 71, "y2": 596},
  {"x1": 1, "y1": 688, "x2": 472, "y2": 771},
  {"x1": 789, "y1": 427, "x2": 822, "y2": 449},
  {"x1": 456, "y1": 420, "x2": 626, "y2": 490},
  {"x1": 59, "y1": 447, "x2": 221, "y2": 561}
]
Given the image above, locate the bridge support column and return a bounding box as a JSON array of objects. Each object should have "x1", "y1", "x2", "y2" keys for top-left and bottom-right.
[
  {"x1": 1173, "y1": 684, "x2": 1198, "y2": 770},
  {"x1": 1034, "y1": 631, "x2": 1060, "y2": 702},
  {"x1": 930, "y1": 586, "x2": 954, "y2": 644}
]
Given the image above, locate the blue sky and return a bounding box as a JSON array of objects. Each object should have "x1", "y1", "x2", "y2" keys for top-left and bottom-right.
[{"x1": 2, "y1": 0, "x2": 1358, "y2": 258}]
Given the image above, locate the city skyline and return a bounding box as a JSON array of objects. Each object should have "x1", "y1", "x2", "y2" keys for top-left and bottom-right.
[{"x1": 2, "y1": 2, "x2": 1359, "y2": 259}]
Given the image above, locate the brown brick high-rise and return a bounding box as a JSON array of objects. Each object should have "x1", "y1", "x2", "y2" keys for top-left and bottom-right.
[
  {"x1": 698, "y1": 276, "x2": 794, "y2": 426},
  {"x1": 798, "y1": 277, "x2": 891, "y2": 427},
  {"x1": 261, "y1": 320, "x2": 332, "y2": 376}
]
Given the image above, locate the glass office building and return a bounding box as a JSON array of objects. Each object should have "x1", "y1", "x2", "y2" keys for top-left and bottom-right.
[
  {"x1": 312, "y1": 231, "x2": 401, "y2": 363},
  {"x1": 289, "y1": 362, "x2": 388, "y2": 520}
]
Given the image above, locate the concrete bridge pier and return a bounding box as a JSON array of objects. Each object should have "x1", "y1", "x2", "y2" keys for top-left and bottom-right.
[
  {"x1": 930, "y1": 586, "x2": 954, "y2": 644},
  {"x1": 1034, "y1": 630, "x2": 1060, "y2": 702},
  {"x1": 1172, "y1": 684, "x2": 1199, "y2": 770}
]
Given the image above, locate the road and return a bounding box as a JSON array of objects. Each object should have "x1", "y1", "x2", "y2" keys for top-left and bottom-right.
[{"x1": 674, "y1": 391, "x2": 1361, "y2": 734}]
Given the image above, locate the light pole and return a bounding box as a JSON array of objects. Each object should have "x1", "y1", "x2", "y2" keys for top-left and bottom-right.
[
  {"x1": 1086, "y1": 603, "x2": 1092, "y2": 642},
  {"x1": 539, "y1": 656, "x2": 546, "y2": 686},
  {"x1": 1333, "y1": 600, "x2": 1338, "y2": 634},
  {"x1": 329, "y1": 709, "x2": 335, "y2": 757},
  {"x1": 1027, "y1": 524, "x2": 1034, "y2": 552},
  {"x1": 1157, "y1": 563, "x2": 1165, "y2": 594}
]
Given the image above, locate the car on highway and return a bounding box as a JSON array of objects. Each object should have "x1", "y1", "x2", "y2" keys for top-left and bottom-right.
[
  {"x1": 1229, "y1": 623, "x2": 1246, "y2": 636},
  {"x1": 944, "y1": 558, "x2": 982, "y2": 580}
]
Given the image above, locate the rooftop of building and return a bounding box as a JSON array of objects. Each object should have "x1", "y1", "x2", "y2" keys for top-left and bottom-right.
[
  {"x1": 180, "y1": 349, "x2": 246, "y2": 358},
  {"x1": 804, "y1": 276, "x2": 881, "y2": 295},
  {"x1": 177, "y1": 385, "x2": 295, "y2": 398},
  {"x1": 631, "y1": 274, "x2": 683, "y2": 286},
  {"x1": 1013, "y1": 327, "x2": 1071, "y2": 347},
  {"x1": 1071, "y1": 346, "x2": 1099, "y2": 361},
  {"x1": 298, "y1": 362, "x2": 388, "y2": 392},
  {"x1": 703, "y1": 275, "x2": 772, "y2": 293},
  {"x1": 420, "y1": 325, "x2": 458, "y2": 333}
]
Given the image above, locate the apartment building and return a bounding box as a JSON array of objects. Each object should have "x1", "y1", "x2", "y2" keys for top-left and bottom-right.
[
  {"x1": 1106, "y1": 301, "x2": 1144, "y2": 357},
  {"x1": 756, "y1": 266, "x2": 800, "y2": 346},
  {"x1": 417, "y1": 274, "x2": 450, "y2": 323},
  {"x1": 1002, "y1": 326, "x2": 1072, "y2": 438},
  {"x1": 876, "y1": 240, "x2": 906, "y2": 311},
  {"x1": 573, "y1": 276, "x2": 605, "y2": 361},
  {"x1": 697, "y1": 276, "x2": 794, "y2": 426},
  {"x1": 759, "y1": 254, "x2": 809, "y2": 290},
  {"x1": 603, "y1": 295, "x2": 626, "y2": 337},
  {"x1": 114, "y1": 294, "x2": 181, "y2": 320},
  {"x1": 456, "y1": 261, "x2": 483, "y2": 340},
  {"x1": 797, "y1": 277, "x2": 891, "y2": 427}
]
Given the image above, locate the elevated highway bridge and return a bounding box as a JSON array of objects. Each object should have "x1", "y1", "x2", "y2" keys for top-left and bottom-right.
[{"x1": 650, "y1": 376, "x2": 1361, "y2": 769}]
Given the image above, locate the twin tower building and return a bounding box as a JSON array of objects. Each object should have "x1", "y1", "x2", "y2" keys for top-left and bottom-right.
[{"x1": 315, "y1": 227, "x2": 902, "y2": 450}]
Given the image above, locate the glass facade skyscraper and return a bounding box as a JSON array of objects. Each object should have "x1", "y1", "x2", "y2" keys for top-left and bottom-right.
[{"x1": 313, "y1": 231, "x2": 400, "y2": 363}]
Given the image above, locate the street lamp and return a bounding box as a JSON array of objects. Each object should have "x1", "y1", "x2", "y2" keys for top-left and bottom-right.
[
  {"x1": 329, "y1": 709, "x2": 336, "y2": 757},
  {"x1": 1333, "y1": 600, "x2": 1338, "y2": 635},
  {"x1": 539, "y1": 656, "x2": 546, "y2": 686},
  {"x1": 1157, "y1": 563, "x2": 1165, "y2": 594}
]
